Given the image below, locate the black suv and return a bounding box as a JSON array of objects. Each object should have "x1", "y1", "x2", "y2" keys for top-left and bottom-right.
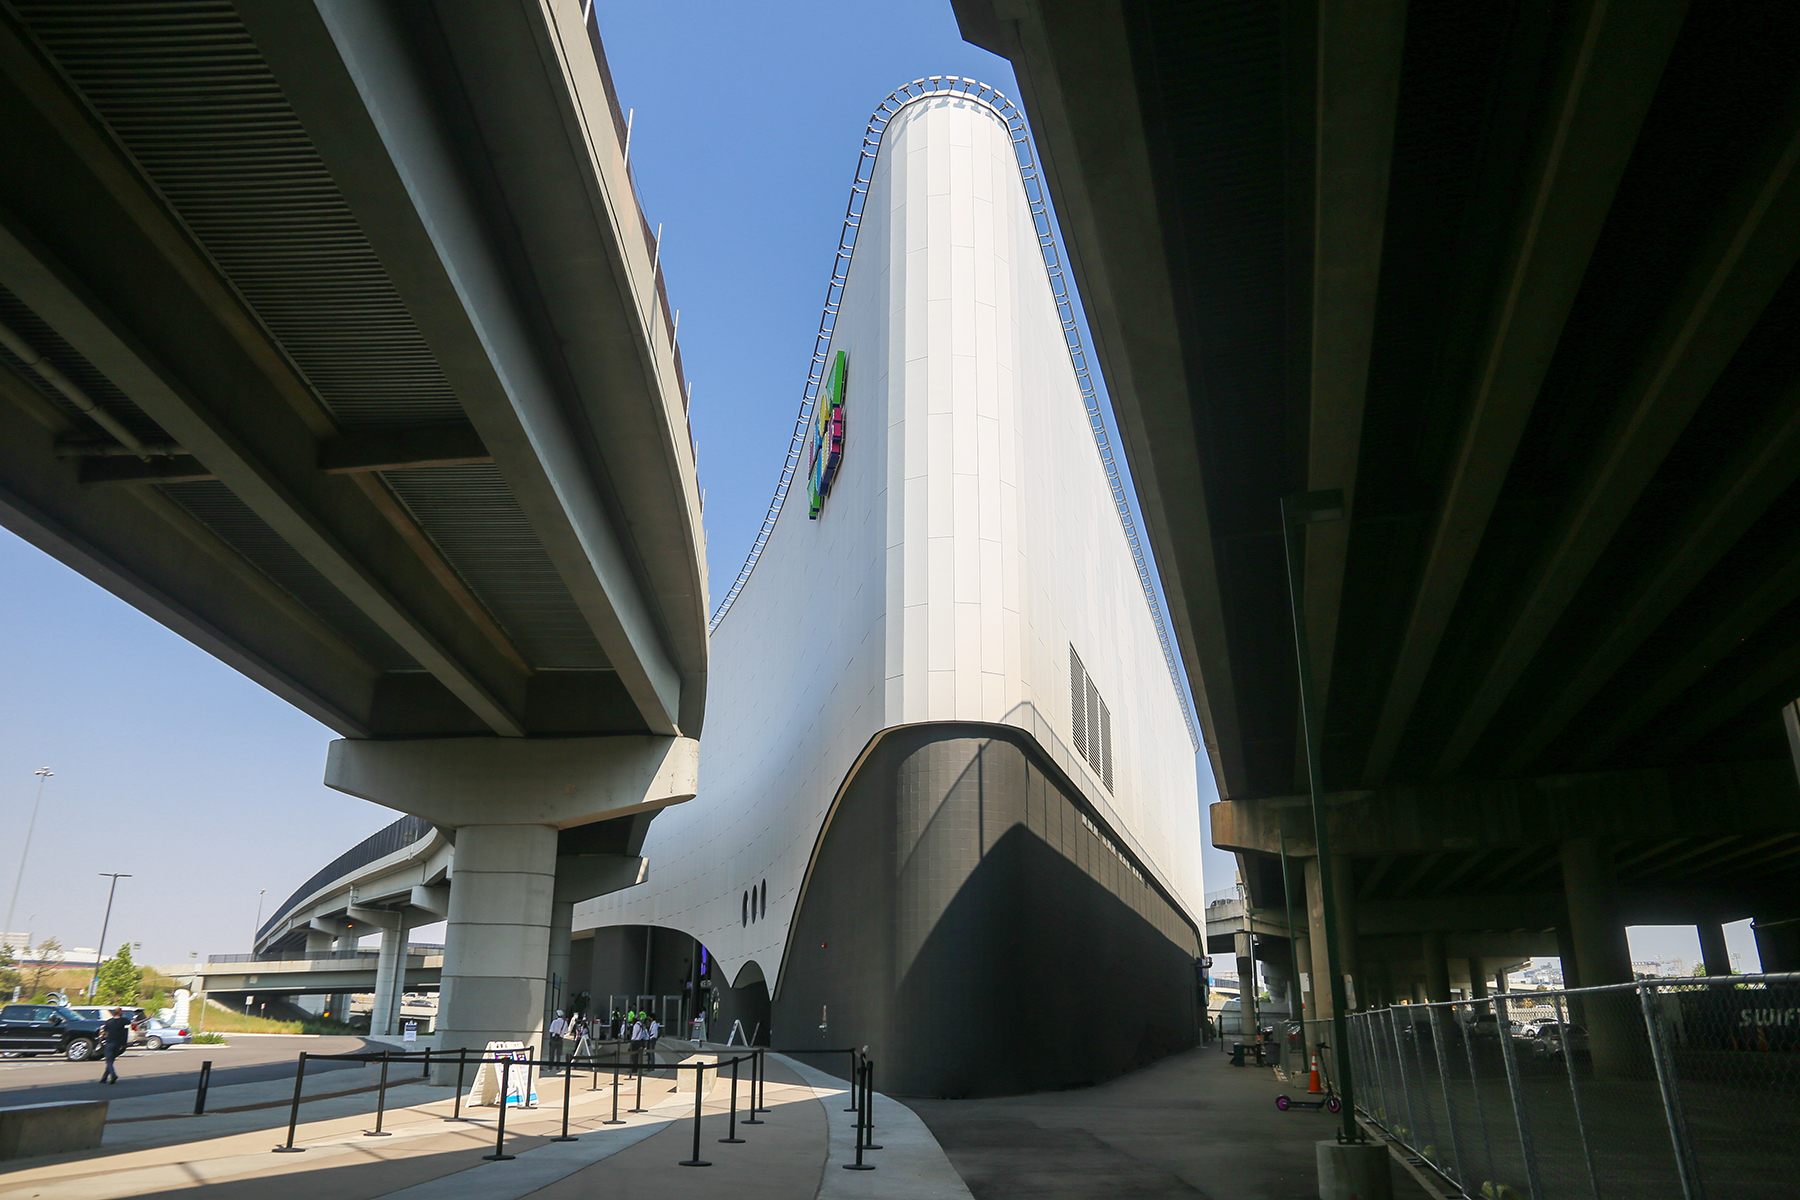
[{"x1": 0, "y1": 1003, "x2": 106, "y2": 1061}]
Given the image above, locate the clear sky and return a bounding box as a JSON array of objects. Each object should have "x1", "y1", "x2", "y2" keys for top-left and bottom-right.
[{"x1": 2, "y1": 0, "x2": 1728, "y2": 975}]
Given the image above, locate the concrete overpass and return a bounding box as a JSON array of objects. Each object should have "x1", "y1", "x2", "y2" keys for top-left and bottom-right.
[
  {"x1": 0, "y1": 1, "x2": 706, "y2": 1058},
  {"x1": 249, "y1": 812, "x2": 646, "y2": 1035},
  {"x1": 958, "y1": 0, "x2": 1800, "y2": 1036}
]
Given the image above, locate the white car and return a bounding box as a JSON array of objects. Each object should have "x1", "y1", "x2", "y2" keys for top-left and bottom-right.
[{"x1": 140, "y1": 1018, "x2": 191, "y2": 1050}]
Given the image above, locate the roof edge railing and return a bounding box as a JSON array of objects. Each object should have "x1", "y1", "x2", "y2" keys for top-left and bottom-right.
[{"x1": 706, "y1": 76, "x2": 1200, "y2": 752}]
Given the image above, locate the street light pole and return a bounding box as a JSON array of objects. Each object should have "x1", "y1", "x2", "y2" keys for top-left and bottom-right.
[
  {"x1": 3, "y1": 768, "x2": 54, "y2": 956},
  {"x1": 1279, "y1": 489, "x2": 1361, "y2": 1145},
  {"x1": 89, "y1": 873, "x2": 131, "y2": 999}
]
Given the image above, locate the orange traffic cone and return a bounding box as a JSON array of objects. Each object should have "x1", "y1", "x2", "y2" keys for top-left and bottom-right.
[{"x1": 1308, "y1": 1054, "x2": 1322, "y2": 1094}]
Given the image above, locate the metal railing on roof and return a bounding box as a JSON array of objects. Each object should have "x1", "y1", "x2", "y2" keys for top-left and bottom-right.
[
  {"x1": 207, "y1": 943, "x2": 445, "y2": 965},
  {"x1": 705, "y1": 76, "x2": 1199, "y2": 752}
]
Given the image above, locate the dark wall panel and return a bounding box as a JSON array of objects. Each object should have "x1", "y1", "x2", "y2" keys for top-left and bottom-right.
[{"x1": 776, "y1": 725, "x2": 1201, "y2": 1097}]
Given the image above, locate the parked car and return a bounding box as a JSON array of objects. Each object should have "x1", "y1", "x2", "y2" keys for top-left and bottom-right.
[
  {"x1": 66, "y1": 1006, "x2": 147, "y2": 1045},
  {"x1": 1529, "y1": 1022, "x2": 1588, "y2": 1058},
  {"x1": 139, "y1": 1018, "x2": 191, "y2": 1050},
  {"x1": 0, "y1": 1003, "x2": 107, "y2": 1060}
]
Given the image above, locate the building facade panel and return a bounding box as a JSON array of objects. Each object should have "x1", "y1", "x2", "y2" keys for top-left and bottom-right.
[{"x1": 576, "y1": 89, "x2": 1202, "y2": 1092}]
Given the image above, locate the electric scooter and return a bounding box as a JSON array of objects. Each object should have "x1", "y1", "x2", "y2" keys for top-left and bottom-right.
[{"x1": 1275, "y1": 1041, "x2": 1342, "y2": 1112}]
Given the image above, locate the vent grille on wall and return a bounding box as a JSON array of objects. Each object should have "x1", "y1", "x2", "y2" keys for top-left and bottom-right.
[{"x1": 1069, "y1": 646, "x2": 1114, "y2": 791}]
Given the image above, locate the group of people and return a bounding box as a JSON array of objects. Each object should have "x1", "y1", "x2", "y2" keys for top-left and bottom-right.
[{"x1": 544, "y1": 1007, "x2": 662, "y2": 1069}]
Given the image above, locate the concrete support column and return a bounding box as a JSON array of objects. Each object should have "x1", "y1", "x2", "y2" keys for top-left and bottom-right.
[
  {"x1": 1467, "y1": 960, "x2": 1487, "y2": 999},
  {"x1": 1554, "y1": 924, "x2": 1580, "y2": 989},
  {"x1": 1234, "y1": 929, "x2": 1259, "y2": 1038},
  {"x1": 1697, "y1": 921, "x2": 1732, "y2": 976},
  {"x1": 371, "y1": 923, "x2": 408, "y2": 1037},
  {"x1": 547, "y1": 899, "x2": 574, "y2": 1022},
  {"x1": 1305, "y1": 855, "x2": 1359, "y2": 1018},
  {"x1": 1753, "y1": 918, "x2": 1800, "y2": 973},
  {"x1": 1423, "y1": 932, "x2": 1451, "y2": 1003},
  {"x1": 304, "y1": 929, "x2": 334, "y2": 954},
  {"x1": 437, "y1": 824, "x2": 558, "y2": 1057},
  {"x1": 1560, "y1": 839, "x2": 1638, "y2": 1076},
  {"x1": 1561, "y1": 839, "x2": 1631, "y2": 987}
]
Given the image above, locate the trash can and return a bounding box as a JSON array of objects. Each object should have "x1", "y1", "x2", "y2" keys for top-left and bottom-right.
[{"x1": 1229, "y1": 1042, "x2": 1246, "y2": 1067}]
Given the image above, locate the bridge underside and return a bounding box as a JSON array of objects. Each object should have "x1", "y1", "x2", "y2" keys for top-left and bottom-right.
[{"x1": 957, "y1": 0, "x2": 1800, "y2": 1024}]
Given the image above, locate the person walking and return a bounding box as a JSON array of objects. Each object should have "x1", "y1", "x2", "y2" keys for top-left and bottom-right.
[
  {"x1": 647, "y1": 1012, "x2": 660, "y2": 1051},
  {"x1": 97, "y1": 1007, "x2": 130, "y2": 1084}
]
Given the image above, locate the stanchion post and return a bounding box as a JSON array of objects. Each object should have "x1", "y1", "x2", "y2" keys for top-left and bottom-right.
[
  {"x1": 843, "y1": 1058, "x2": 874, "y2": 1171},
  {"x1": 422, "y1": 1047, "x2": 431, "y2": 1079},
  {"x1": 744, "y1": 1048, "x2": 764, "y2": 1124},
  {"x1": 193, "y1": 1060, "x2": 212, "y2": 1116},
  {"x1": 845, "y1": 1049, "x2": 859, "y2": 1111},
  {"x1": 630, "y1": 1056, "x2": 646, "y2": 1113},
  {"x1": 605, "y1": 1061, "x2": 625, "y2": 1124},
  {"x1": 365, "y1": 1050, "x2": 393, "y2": 1136},
  {"x1": 679, "y1": 1061, "x2": 712, "y2": 1167},
  {"x1": 450, "y1": 1048, "x2": 467, "y2": 1121},
  {"x1": 483, "y1": 1058, "x2": 517, "y2": 1160},
  {"x1": 720, "y1": 1055, "x2": 744, "y2": 1143},
  {"x1": 271, "y1": 1052, "x2": 309, "y2": 1152},
  {"x1": 863, "y1": 1057, "x2": 882, "y2": 1150},
  {"x1": 553, "y1": 1054, "x2": 577, "y2": 1142}
]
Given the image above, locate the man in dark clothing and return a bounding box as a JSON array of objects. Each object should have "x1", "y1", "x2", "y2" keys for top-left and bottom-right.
[{"x1": 98, "y1": 1008, "x2": 130, "y2": 1084}]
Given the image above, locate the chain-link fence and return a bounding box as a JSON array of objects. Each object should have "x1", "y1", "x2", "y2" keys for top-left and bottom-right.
[{"x1": 1345, "y1": 973, "x2": 1800, "y2": 1200}]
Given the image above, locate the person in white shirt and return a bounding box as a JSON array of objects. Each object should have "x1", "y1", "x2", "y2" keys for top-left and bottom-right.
[{"x1": 546, "y1": 1010, "x2": 568, "y2": 1071}]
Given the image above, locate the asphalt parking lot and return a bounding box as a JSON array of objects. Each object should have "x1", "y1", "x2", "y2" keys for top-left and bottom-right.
[{"x1": 0, "y1": 1034, "x2": 376, "y2": 1107}]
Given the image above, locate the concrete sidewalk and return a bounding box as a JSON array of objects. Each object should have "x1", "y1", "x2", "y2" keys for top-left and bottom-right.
[
  {"x1": 905, "y1": 1043, "x2": 1439, "y2": 1199},
  {"x1": 0, "y1": 1046, "x2": 969, "y2": 1200}
]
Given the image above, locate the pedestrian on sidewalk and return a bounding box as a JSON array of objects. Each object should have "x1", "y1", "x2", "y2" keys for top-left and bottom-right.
[
  {"x1": 647, "y1": 1013, "x2": 660, "y2": 1050},
  {"x1": 547, "y1": 1009, "x2": 568, "y2": 1071},
  {"x1": 97, "y1": 1007, "x2": 130, "y2": 1084}
]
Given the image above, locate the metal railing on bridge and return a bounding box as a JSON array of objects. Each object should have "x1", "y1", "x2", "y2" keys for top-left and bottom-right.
[
  {"x1": 206, "y1": 943, "x2": 444, "y2": 964},
  {"x1": 1342, "y1": 973, "x2": 1799, "y2": 1200}
]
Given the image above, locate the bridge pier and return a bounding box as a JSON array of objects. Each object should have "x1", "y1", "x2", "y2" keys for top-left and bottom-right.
[{"x1": 322, "y1": 733, "x2": 696, "y2": 1073}]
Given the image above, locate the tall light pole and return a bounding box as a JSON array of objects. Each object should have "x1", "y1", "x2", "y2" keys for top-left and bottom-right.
[
  {"x1": 1280, "y1": 489, "x2": 1361, "y2": 1145},
  {"x1": 89, "y1": 873, "x2": 131, "y2": 999},
  {"x1": 3, "y1": 767, "x2": 53, "y2": 956}
]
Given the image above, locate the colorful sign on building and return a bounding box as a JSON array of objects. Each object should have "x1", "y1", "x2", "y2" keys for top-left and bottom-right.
[{"x1": 808, "y1": 350, "x2": 847, "y2": 518}]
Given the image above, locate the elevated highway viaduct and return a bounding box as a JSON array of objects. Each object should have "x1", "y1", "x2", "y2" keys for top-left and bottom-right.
[
  {"x1": 0, "y1": 1, "x2": 706, "y2": 1061},
  {"x1": 959, "y1": 0, "x2": 1800, "y2": 1057}
]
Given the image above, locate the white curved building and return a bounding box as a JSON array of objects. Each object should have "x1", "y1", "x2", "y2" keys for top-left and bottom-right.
[{"x1": 575, "y1": 81, "x2": 1203, "y2": 1095}]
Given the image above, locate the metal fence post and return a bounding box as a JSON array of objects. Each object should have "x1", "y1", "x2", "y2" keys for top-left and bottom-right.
[
  {"x1": 483, "y1": 1058, "x2": 516, "y2": 1161},
  {"x1": 1639, "y1": 981, "x2": 1706, "y2": 1200},
  {"x1": 1384, "y1": 1008, "x2": 1418, "y2": 1144},
  {"x1": 1458, "y1": 1002, "x2": 1499, "y2": 1191},
  {"x1": 720, "y1": 1055, "x2": 744, "y2": 1143},
  {"x1": 365, "y1": 1050, "x2": 392, "y2": 1137},
  {"x1": 1429, "y1": 1003, "x2": 1469, "y2": 1193},
  {"x1": 679, "y1": 1061, "x2": 712, "y2": 1166},
  {"x1": 450, "y1": 1048, "x2": 467, "y2": 1121},
  {"x1": 863, "y1": 1056, "x2": 882, "y2": 1150},
  {"x1": 846, "y1": 1049, "x2": 859, "y2": 1112},
  {"x1": 843, "y1": 1058, "x2": 875, "y2": 1171},
  {"x1": 192, "y1": 1059, "x2": 212, "y2": 1116},
  {"x1": 553, "y1": 1053, "x2": 577, "y2": 1142},
  {"x1": 271, "y1": 1052, "x2": 308, "y2": 1152},
  {"x1": 1554, "y1": 991, "x2": 1602, "y2": 1200},
  {"x1": 1493, "y1": 993, "x2": 1545, "y2": 1200},
  {"x1": 1402, "y1": 1005, "x2": 1442, "y2": 1164},
  {"x1": 744, "y1": 1048, "x2": 765, "y2": 1124}
]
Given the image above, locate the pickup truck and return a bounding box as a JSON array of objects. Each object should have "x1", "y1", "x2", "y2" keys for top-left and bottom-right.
[{"x1": 0, "y1": 1003, "x2": 107, "y2": 1061}]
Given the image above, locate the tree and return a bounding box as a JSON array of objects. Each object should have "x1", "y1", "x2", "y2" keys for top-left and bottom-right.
[
  {"x1": 95, "y1": 943, "x2": 140, "y2": 1005},
  {"x1": 24, "y1": 937, "x2": 63, "y2": 999},
  {"x1": 0, "y1": 941, "x2": 17, "y2": 995}
]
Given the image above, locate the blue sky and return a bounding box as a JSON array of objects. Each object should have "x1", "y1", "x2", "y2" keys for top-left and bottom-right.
[{"x1": 0, "y1": 1, "x2": 1734, "y2": 973}]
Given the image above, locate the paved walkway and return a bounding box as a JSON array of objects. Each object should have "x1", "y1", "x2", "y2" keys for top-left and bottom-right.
[
  {"x1": 0, "y1": 1045, "x2": 973, "y2": 1200},
  {"x1": 905, "y1": 1044, "x2": 1438, "y2": 1200}
]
